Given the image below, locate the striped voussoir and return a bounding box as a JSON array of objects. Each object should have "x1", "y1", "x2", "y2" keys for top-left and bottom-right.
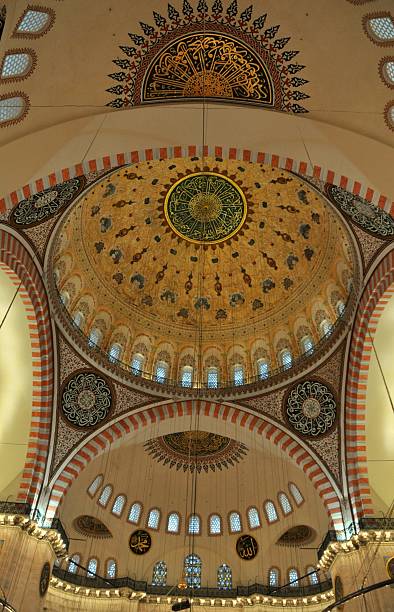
[
  {"x1": 0, "y1": 145, "x2": 392, "y2": 216},
  {"x1": 345, "y1": 250, "x2": 394, "y2": 519},
  {"x1": 0, "y1": 229, "x2": 53, "y2": 506},
  {"x1": 47, "y1": 400, "x2": 343, "y2": 529}
]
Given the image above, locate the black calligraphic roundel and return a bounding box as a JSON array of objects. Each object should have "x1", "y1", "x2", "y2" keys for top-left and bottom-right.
[
  {"x1": 39, "y1": 561, "x2": 51, "y2": 596},
  {"x1": 129, "y1": 529, "x2": 152, "y2": 555},
  {"x1": 236, "y1": 534, "x2": 258, "y2": 560}
]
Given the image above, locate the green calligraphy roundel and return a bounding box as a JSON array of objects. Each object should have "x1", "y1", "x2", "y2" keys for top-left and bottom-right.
[{"x1": 164, "y1": 172, "x2": 247, "y2": 244}]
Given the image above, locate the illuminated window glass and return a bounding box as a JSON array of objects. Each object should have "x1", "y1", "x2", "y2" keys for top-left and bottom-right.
[
  {"x1": 148, "y1": 508, "x2": 160, "y2": 530},
  {"x1": 1, "y1": 53, "x2": 31, "y2": 78},
  {"x1": 247, "y1": 507, "x2": 261, "y2": 529},
  {"x1": 131, "y1": 353, "x2": 144, "y2": 375},
  {"x1": 108, "y1": 343, "x2": 121, "y2": 363},
  {"x1": 269, "y1": 567, "x2": 279, "y2": 588},
  {"x1": 209, "y1": 514, "x2": 222, "y2": 535},
  {"x1": 289, "y1": 483, "x2": 304, "y2": 506},
  {"x1": 278, "y1": 492, "x2": 292, "y2": 515},
  {"x1": 73, "y1": 311, "x2": 84, "y2": 328},
  {"x1": 106, "y1": 559, "x2": 116, "y2": 579},
  {"x1": 87, "y1": 558, "x2": 98, "y2": 578},
  {"x1": 264, "y1": 501, "x2": 278, "y2": 523},
  {"x1": 152, "y1": 561, "x2": 167, "y2": 586},
  {"x1": 258, "y1": 359, "x2": 269, "y2": 380},
  {"x1": 188, "y1": 514, "x2": 201, "y2": 535},
  {"x1": 181, "y1": 366, "x2": 193, "y2": 387},
  {"x1": 111, "y1": 494, "x2": 126, "y2": 516},
  {"x1": 16, "y1": 9, "x2": 50, "y2": 33},
  {"x1": 280, "y1": 349, "x2": 292, "y2": 370},
  {"x1": 184, "y1": 554, "x2": 201, "y2": 588},
  {"x1": 167, "y1": 512, "x2": 180, "y2": 533},
  {"x1": 0, "y1": 95, "x2": 27, "y2": 124},
  {"x1": 60, "y1": 290, "x2": 70, "y2": 307},
  {"x1": 88, "y1": 327, "x2": 102, "y2": 348},
  {"x1": 320, "y1": 319, "x2": 333, "y2": 337},
  {"x1": 336, "y1": 300, "x2": 345, "y2": 316},
  {"x1": 383, "y1": 60, "x2": 394, "y2": 84},
  {"x1": 217, "y1": 564, "x2": 232, "y2": 589},
  {"x1": 233, "y1": 364, "x2": 244, "y2": 386},
  {"x1": 128, "y1": 502, "x2": 142, "y2": 524},
  {"x1": 229, "y1": 511, "x2": 242, "y2": 533},
  {"x1": 207, "y1": 366, "x2": 219, "y2": 388},
  {"x1": 155, "y1": 360, "x2": 168, "y2": 383},
  {"x1": 289, "y1": 568, "x2": 299, "y2": 587},
  {"x1": 87, "y1": 475, "x2": 102, "y2": 497},
  {"x1": 307, "y1": 566, "x2": 319, "y2": 585},
  {"x1": 369, "y1": 16, "x2": 394, "y2": 41},
  {"x1": 98, "y1": 484, "x2": 113, "y2": 508},
  {"x1": 301, "y1": 335, "x2": 314, "y2": 354},
  {"x1": 68, "y1": 554, "x2": 80, "y2": 574}
]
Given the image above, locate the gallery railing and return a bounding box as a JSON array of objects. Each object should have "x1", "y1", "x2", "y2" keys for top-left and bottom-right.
[
  {"x1": 0, "y1": 501, "x2": 31, "y2": 515},
  {"x1": 317, "y1": 517, "x2": 394, "y2": 560}
]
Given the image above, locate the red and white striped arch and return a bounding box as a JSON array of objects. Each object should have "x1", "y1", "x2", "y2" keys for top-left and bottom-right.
[
  {"x1": 0, "y1": 145, "x2": 393, "y2": 215},
  {"x1": 0, "y1": 228, "x2": 54, "y2": 506},
  {"x1": 47, "y1": 399, "x2": 344, "y2": 529},
  {"x1": 345, "y1": 249, "x2": 394, "y2": 519}
]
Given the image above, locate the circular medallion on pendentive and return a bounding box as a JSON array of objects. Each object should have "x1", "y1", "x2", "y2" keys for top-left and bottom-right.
[
  {"x1": 129, "y1": 529, "x2": 152, "y2": 555},
  {"x1": 284, "y1": 379, "x2": 337, "y2": 437},
  {"x1": 60, "y1": 370, "x2": 113, "y2": 429},
  {"x1": 386, "y1": 556, "x2": 394, "y2": 579},
  {"x1": 39, "y1": 561, "x2": 51, "y2": 597},
  {"x1": 334, "y1": 575, "x2": 344, "y2": 610},
  {"x1": 164, "y1": 172, "x2": 247, "y2": 244},
  {"x1": 236, "y1": 534, "x2": 258, "y2": 560}
]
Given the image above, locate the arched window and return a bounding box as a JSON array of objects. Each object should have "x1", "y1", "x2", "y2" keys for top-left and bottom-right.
[
  {"x1": 98, "y1": 484, "x2": 113, "y2": 508},
  {"x1": 128, "y1": 502, "x2": 142, "y2": 524},
  {"x1": 209, "y1": 514, "x2": 222, "y2": 535},
  {"x1": 73, "y1": 311, "x2": 84, "y2": 328},
  {"x1": 147, "y1": 508, "x2": 160, "y2": 530},
  {"x1": 155, "y1": 360, "x2": 169, "y2": 383},
  {"x1": 278, "y1": 492, "x2": 292, "y2": 515},
  {"x1": 68, "y1": 554, "x2": 80, "y2": 574},
  {"x1": 367, "y1": 15, "x2": 394, "y2": 42},
  {"x1": 111, "y1": 494, "x2": 126, "y2": 517},
  {"x1": 188, "y1": 514, "x2": 201, "y2": 535},
  {"x1": 257, "y1": 358, "x2": 269, "y2": 380},
  {"x1": 264, "y1": 501, "x2": 278, "y2": 523},
  {"x1": 336, "y1": 299, "x2": 345, "y2": 316},
  {"x1": 184, "y1": 554, "x2": 201, "y2": 588},
  {"x1": 87, "y1": 558, "x2": 98, "y2": 578},
  {"x1": 167, "y1": 512, "x2": 180, "y2": 534},
  {"x1": 87, "y1": 474, "x2": 103, "y2": 497},
  {"x1": 108, "y1": 343, "x2": 122, "y2": 363},
  {"x1": 320, "y1": 319, "x2": 333, "y2": 337},
  {"x1": 300, "y1": 335, "x2": 314, "y2": 354},
  {"x1": 181, "y1": 365, "x2": 193, "y2": 388},
  {"x1": 131, "y1": 352, "x2": 144, "y2": 375},
  {"x1": 247, "y1": 507, "x2": 261, "y2": 529},
  {"x1": 0, "y1": 51, "x2": 35, "y2": 80},
  {"x1": 288, "y1": 568, "x2": 299, "y2": 587},
  {"x1": 88, "y1": 327, "x2": 102, "y2": 348},
  {"x1": 269, "y1": 567, "x2": 279, "y2": 588},
  {"x1": 217, "y1": 564, "x2": 232, "y2": 589},
  {"x1": 307, "y1": 566, "x2": 319, "y2": 585},
  {"x1": 233, "y1": 364, "x2": 244, "y2": 386},
  {"x1": 381, "y1": 59, "x2": 394, "y2": 86},
  {"x1": 280, "y1": 349, "x2": 292, "y2": 370},
  {"x1": 152, "y1": 561, "x2": 167, "y2": 586},
  {"x1": 0, "y1": 94, "x2": 28, "y2": 126},
  {"x1": 60, "y1": 290, "x2": 70, "y2": 307},
  {"x1": 289, "y1": 483, "x2": 304, "y2": 506},
  {"x1": 106, "y1": 559, "x2": 116, "y2": 579},
  {"x1": 15, "y1": 8, "x2": 53, "y2": 35},
  {"x1": 228, "y1": 511, "x2": 242, "y2": 533},
  {"x1": 207, "y1": 366, "x2": 219, "y2": 388}
]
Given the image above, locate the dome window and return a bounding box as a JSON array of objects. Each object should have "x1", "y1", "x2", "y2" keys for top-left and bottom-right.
[
  {"x1": 106, "y1": 559, "x2": 116, "y2": 579},
  {"x1": 14, "y1": 8, "x2": 53, "y2": 36},
  {"x1": 217, "y1": 564, "x2": 232, "y2": 589},
  {"x1": 257, "y1": 358, "x2": 269, "y2": 380},
  {"x1": 280, "y1": 349, "x2": 292, "y2": 370},
  {"x1": 209, "y1": 514, "x2": 222, "y2": 535},
  {"x1": 386, "y1": 103, "x2": 394, "y2": 130},
  {"x1": 288, "y1": 568, "x2": 299, "y2": 587},
  {"x1": 87, "y1": 474, "x2": 103, "y2": 497},
  {"x1": 88, "y1": 327, "x2": 102, "y2": 348},
  {"x1": 98, "y1": 484, "x2": 113, "y2": 508},
  {"x1": 87, "y1": 558, "x2": 98, "y2": 578},
  {"x1": 336, "y1": 299, "x2": 345, "y2": 316},
  {"x1": 108, "y1": 343, "x2": 122, "y2": 363},
  {"x1": 72, "y1": 310, "x2": 84, "y2": 329},
  {"x1": 264, "y1": 500, "x2": 278, "y2": 523},
  {"x1": 367, "y1": 15, "x2": 394, "y2": 42},
  {"x1": 131, "y1": 352, "x2": 144, "y2": 375},
  {"x1": 155, "y1": 360, "x2": 168, "y2": 383},
  {"x1": 247, "y1": 507, "x2": 261, "y2": 529},
  {"x1": 111, "y1": 494, "x2": 126, "y2": 517},
  {"x1": 228, "y1": 511, "x2": 242, "y2": 533},
  {"x1": 128, "y1": 502, "x2": 142, "y2": 524},
  {"x1": 184, "y1": 554, "x2": 201, "y2": 588},
  {"x1": 307, "y1": 566, "x2": 319, "y2": 585},
  {"x1": 188, "y1": 514, "x2": 201, "y2": 535},
  {"x1": 167, "y1": 512, "x2": 180, "y2": 533},
  {"x1": 320, "y1": 319, "x2": 333, "y2": 337},
  {"x1": 60, "y1": 290, "x2": 70, "y2": 308},
  {"x1": 181, "y1": 365, "x2": 193, "y2": 387},
  {"x1": 1, "y1": 51, "x2": 35, "y2": 80},
  {"x1": 381, "y1": 59, "x2": 394, "y2": 86},
  {"x1": 147, "y1": 508, "x2": 160, "y2": 530},
  {"x1": 269, "y1": 567, "x2": 279, "y2": 588},
  {"x1": 300, "y1": 335, "x2": 314, "y2": 355},
  {"x1": 152, "y1": 561, "x2": 167, "y2": 586},
  {"x1": 278, "y1": 492, "x2": 292, "y2": 515},
  {"x1": 207, "y1": 366, "x2": 219, "y2": 388},
  {"x1": 233, "y1": 364, "x2": 244, "y2": 386},
  {"x1": 68, "y1": 554, "x2": 80, "y2": 574},
  {"x1": 289, "y1": 483, "x2": 304, "y2": 506}
]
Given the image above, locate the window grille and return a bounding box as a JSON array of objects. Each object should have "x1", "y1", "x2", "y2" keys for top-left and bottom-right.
[
  {"x1": 320, "y1": 319, "x2": 333, "y2": 337},
  {"x1": 184, "y1": 554, "x2": 201, "y2": 588},
  {"x1": 152, "y1": 561, "x2": 167, "y2": 586},
  {"x1": 269, "y1": 568, "x2": 279, "y2": 588},
  {"x1": 1, "y1": 53, "x2": 31, "y2": 78},
  {"x1": 229, "y1": 511, "x2": 241, "y2": 533},
  {"x1": 108, "y1": 343, "x2": 121, "y2": 363},
  {"x1": 369, "y1": 16, "x2": 394, "y2": 41},
  {"x1": 17, "y1": 9, "x2": 50, "y2": 33},
  {"x1": 87, "y1": 475, "x2": 103, "y2": 497},
  {"x1": 0, "y1": 95, "x2": 26, "y2": 123},
  {"x1": 181, "y1": 366, "x2": 193, "y2": 387},
  {"x1": 209, "y1": 514, "x2": 221, "y2": 535},
  {"x1": 217, "y1": 564, "x2": 232, "y2": 589},
  {"x1": 307, "y1": 566, "x2": 319, "y2": 585},
  {"x1": 278, "y1": 492, "x2": 292, "y2": 515},
  {"x1": 106, "y1": 559, "x2": 116, "y2": 579},
  {"x1": 155, "y1": 361, "x2": 168, "y2": 383},
  {"x1": 336, "y1": 300, "x2": 345, "y2": 316},
  {"x1": 301, "y1": 336, "x2": 313, "y2": 354},
  {"x1": 258, "y1": 359, "x2": 269, "y2": 380},
  {"x1": 289, "y1": 483, "x2": 304, "y2": 506},
  {"x1": 207, "y1": 366, "x2": 219, "y2": 388},
  {"x1": 88, "y1": 327, "x2": 102, "y2": 348},
  {"x1": 87, "y1": 558, "x2": 98, "y2": 578},
  {"x1": 73, "y1": 311, "x2": 84, "y2": 328},
  {"x1": 247, "y1": 507, "x2": 261, "y2": 529},
  {"x1": 289, "y1": 568, "x2": 299, "y2": 587},
  {"x1": 167, "y1": 512, "x2": 180, "y2": 533},
  {"x1": 131, "y1": 353, "x2": 144, "y2": 375},
  {"x1": 148, "y1": 508, "x2": 160, "y2": 529},
  {"x1": 280, "y1": 349, "x2": 292, "y2": 370},
  {"x1": 188, "y1": 514, "x2": 200, "y2": 534},
  {"x1": 112, "y1": 495, "x2": 126, "y2": 516},
  {"x1": 98, "y1": 485, "x2": 112, "y2": 507},
  {"x1": 233, "y1": 364, "x2": 244, "y2": 386},
  {"x1": 128, "y1": 502, "x2": 142, "y2": 524},
  {"x1": 265, "y1": 501, "x2": 278, "y2": 523},
  {"x1": 68, "y1": 554, "x2": 80, "y2": 574}
]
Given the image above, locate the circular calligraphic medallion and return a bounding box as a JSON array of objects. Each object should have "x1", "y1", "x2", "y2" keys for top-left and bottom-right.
[
  {"x1": 386, "y1": 556, "x2": 394, "y2": 579},
  {"x1": 236, "y1": 534, "x2": 258, "y2": 560},
  {"x1": 39, "y1": 561, "x2": 51, "y2": 597},
  {"x1": 129, "y1": 529, "x2": 152, "y2": 555},
  {"x1": 164, "y1": 172, "x2": 247, "y2": 244},
  {"x1": 61, "y1": 370, "x2": 113, "y2": 429},
  {"x1": 284, "y1": 379, "x2": 337, "y2": 437}
]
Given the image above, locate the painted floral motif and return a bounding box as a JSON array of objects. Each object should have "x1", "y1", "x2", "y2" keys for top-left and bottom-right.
[
  {"x1": 285, "y1": 380, "x2": 337, "y2": 437},
  {"x1": 326, "y1": 184, "x2": 394, "y2": 237},
  {"x1": 61, "y1": 371, "x2": 113, "y2": 428},
  {"x1": 11, "y1": 177, "x2": 85, "y2": 227}
]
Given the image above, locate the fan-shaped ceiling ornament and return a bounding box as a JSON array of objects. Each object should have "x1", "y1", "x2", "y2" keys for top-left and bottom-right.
[
  {"x1": 60, "y1": 370, "x2": 114, "y2": 429},
  {"x1": 144, "y1": 431, "x2": 248, "y2": 472},
  {"x1": 284, "y1": 379, "x2": 337, "y2": 437},
  {"x1": 107, "y1": 0, "x2": 309, "y2": 113},
  {"x1": 276, "y1": 524, "x2": 316, "y2": 546},
  {"x1": 73, "y1": 515, "x2": 112, "y2": 538}
]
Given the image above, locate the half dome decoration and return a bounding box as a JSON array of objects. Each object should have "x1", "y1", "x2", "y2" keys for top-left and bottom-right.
[
  {"x1": 276, "y1": 525, "x2": 316, "y2": 546},
  {"x1": 107, "y1": 0, "x2": 309, "y2": 113},
  {"x1": 73, "y1": 515, "x2": 112, "y2": 538},
  {"x1": 144, "y1": 431, "x2": 248, "y2": 473},
  {"x1": 60, "y1": 370, "x2": 113, "y2": 429},
  {"x1": 284, "y1": 380, "x2": 337, "y2": 437}
]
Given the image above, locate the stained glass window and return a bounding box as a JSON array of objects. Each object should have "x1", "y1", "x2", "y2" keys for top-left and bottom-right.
[
  {"x1": 1, "y1": 53, "x2": 31, "y2": 78},
  {"x1": 155, "y1": 361, "x2": 168, "y2": 383},
  {"x1": 68, "y1": 554, "x2": 80, "y2": 573},
  {"x1": 229, "y1": 511, "x2": 242, "y2": 533},
  {"x1": 289, "y1": 483, "x2": 304, "y2": 506},
  {"x1": 207, "y1": 366, "x2": 219, "y2": 388},
  {"x1": 73, "y1": 311, "x2": 84, "y2": 328},
  {"x1": 16, "y1": 9, "x2": 50, "y2": 33},
  {"x1": 288, "y1": 568, "x2": 299, "y2": 587},
  {"x1": 128, "y1": 502, "x2": 142, "y2": 524},
  {"x1": 264, "y1": 501, "x2": 278, "y2": 523},
  {"x1": 108, "y1": 343, "x2": 121, "y2": 363},
  {"x1": 269, "y1": 567, "x2": 279, "y2": 588},
  {"x1": 247, "y1": 507, "x2": 261, "y2": 529},
  {"x1": 320, "y1": 319, "x2": 333, "y2": 337},
  {"x1": 106, "y1": 559, "x2": 116, "y2": 579},
  {"x1": 301, "y1": 336, "x2": 313, "y2": 354},
  {"x1": 217, "y1": 564, "x2": 232, "y2": 589},
  {"x1": 307, "y1": 566, "x2": 319, "y2": 585},
  {"x1": 369, "y1": 16, "x2": 394, "y2": 41},
  {"x1": 111, "y1": 494, "x2": 126, "y2": 516},
  {"x1": 98, "y1": 484, "x2": 113, "y2": 508},
  {"x1": 88, "y1": 327, "x2": 102, "y2": 348},
  {"x1": 233, "y1": 364, "x2": 244, "y2": 386},
  {"x1": 87, "y1": 475, "x2": 102, "y2": 497},
  {"x1": 258, "y1": 359, "x2": 269, "y2": 380},
  {"x1": 87, "y1": 558, "x2": 98, "y2": 578},
  {"x1": 131, "y1": 353, "x2": 144, "y2": 375},
  {"x1": 181, "y1": 366, "x2": 193, "y2": 387},
  {"x1": 188, "y1": 514, "x2": 201, "y2": 534},
  {"x1": 184, "y1": 554, "x2": 201, "y2": 588},
  {"x1": 152, "y1": 561, "x2": 167, "y2": 586},
  {"x1": 148, "y1": 508, "x2": 160, "y2": 530},
  {"x1": 280, "y1": 349, "x2": 292, "y2": 370},
  {"x1": 278, "y1": 492, "x2": 292, "y2": 515},
  {"x1": 209, "y1": 514, "x2": 222, "y2": 535},
  {"x1": 167, "y1": 512, "x2": 180, "y2": 533}
]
